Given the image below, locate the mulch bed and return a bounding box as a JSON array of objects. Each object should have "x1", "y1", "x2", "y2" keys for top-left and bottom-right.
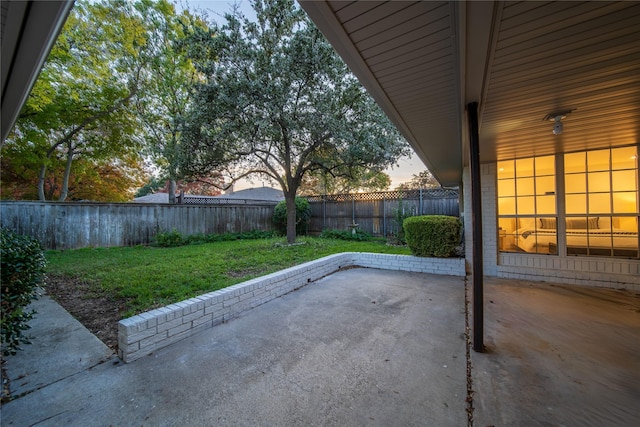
[{"x1": 45, "y1": 275, "x2": 126, "y2": 352}]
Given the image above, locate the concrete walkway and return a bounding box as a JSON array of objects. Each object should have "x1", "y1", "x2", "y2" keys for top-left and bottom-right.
[{"x1": 2, "y1": 268, "x2": 639, "y2": 426}]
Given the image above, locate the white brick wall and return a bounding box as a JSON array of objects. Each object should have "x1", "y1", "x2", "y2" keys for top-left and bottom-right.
[
  {"x1": 463, "y1": 164, "x2": 640, "y2": 291},
  {"x1": 118, "y1": 253, "x2": 465, "y2": 362}
]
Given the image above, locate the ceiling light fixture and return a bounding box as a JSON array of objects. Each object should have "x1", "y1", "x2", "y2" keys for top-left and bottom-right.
[{"x1": 543, "y1": 110, "x2": 573, "y2": 135}]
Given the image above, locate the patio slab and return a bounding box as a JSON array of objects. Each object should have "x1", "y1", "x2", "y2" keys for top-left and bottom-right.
[
  {"x1": 472, "y1": 278, "x2": 640, "y2": 426},
  {"x1": 1, "y1": 268, "x2": 467, "y2": 426}
]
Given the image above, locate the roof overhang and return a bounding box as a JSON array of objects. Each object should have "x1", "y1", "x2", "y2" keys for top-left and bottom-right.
[
  {"x1": 301, "y1": 1, "x2": 640, "y2": 187},
  {"x1": 1, "y1": 0, "x2": 75, "y2": 143}
]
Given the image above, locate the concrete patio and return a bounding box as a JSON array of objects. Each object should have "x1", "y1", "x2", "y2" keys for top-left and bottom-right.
[{"x1": 2, "y1": 268, "x2": 639, "y2": 426}]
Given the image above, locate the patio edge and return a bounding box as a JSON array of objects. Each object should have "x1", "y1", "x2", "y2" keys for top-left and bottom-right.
[{"x1": 117, "y1": 253, "x2": 465, "y2": 362}]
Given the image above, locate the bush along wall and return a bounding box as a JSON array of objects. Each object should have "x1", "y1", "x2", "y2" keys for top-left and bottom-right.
[
  {"x1": 0, "y1": 228, "x2": 46, "y2": 355},
  {"x1": 403, "y1": 215, "x2": 462, "y2": 257}
]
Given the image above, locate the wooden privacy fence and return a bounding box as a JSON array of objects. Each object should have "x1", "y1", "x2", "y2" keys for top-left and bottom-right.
[
  {"x1": 306, "y1": 188, "x2": 459, "y2": 236},
  {"x1": 0, "y1": 201, "x2": 277, "y2": 250}
]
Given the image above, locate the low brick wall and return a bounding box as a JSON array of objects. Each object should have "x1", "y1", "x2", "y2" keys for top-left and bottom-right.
[{"x1": 118, "y1": 253, "x2": 465, "y2": 362}]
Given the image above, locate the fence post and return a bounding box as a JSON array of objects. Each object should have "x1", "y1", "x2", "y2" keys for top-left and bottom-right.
[
  {"x1": 382, "y1": 196, "x2": 386, "y2": 236},
  {"x1": 352, "y1": 197, "x2": 355, "y2": 224},
  {"x1": 322, "y1": 195, "x2": 326, "y2": 230},
  {"x1": 419, "y1": 188, "x2": 423, "y2": 215}
]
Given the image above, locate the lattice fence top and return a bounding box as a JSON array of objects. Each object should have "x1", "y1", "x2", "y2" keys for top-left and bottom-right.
[
  {"x1": 305, "y1": 188, "x2": 458, "y2": 202},
  {"x1": 181, "y1": 196, "x2": 278, "y2": 206}
]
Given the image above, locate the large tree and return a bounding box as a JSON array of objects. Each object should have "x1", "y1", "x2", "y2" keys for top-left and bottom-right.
[
  {"x1": 134, "y1": 1, "x2": 211, "y2": 203},
  {"x1": 182, "y1": 0, "x2": 410, "y2": 243}
]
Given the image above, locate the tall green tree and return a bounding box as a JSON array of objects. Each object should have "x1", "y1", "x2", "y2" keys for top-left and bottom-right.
[
  {"x1": 2, "y1": 0, "x2": 153, "y2": 201},
  {"x1": 134, "y1": 1, "x2": 211, "y2": 203},
  {"x1": 182, "y1": 0, "x2": 410, "y2": 243}
]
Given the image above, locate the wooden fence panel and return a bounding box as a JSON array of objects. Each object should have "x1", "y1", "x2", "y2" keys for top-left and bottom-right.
[
  {"x1": 0, "y1": 201, "x2": 277, "y2": 250},
  {"x1": 307, "y1": 189, "x2": 459, "y2": 236}
]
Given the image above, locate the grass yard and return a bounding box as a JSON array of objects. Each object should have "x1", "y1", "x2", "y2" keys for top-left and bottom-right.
[{"x1": 46, "y1": 237, "x2": 411, "y2": 317}]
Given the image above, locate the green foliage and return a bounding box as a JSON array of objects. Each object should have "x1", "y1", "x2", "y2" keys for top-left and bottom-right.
[
  {"x1": 180, "y1": 0, "x2": 410, "y2": 243},
  {"x1": 1, "y1": 228, "x2": 46, "y2": 356},
  {"x1": 273, "y1": 197, "x2": 312, "y2": 236},
  {"x1": 153, "y1": 229, "x2": 277, "y2": 247},
  {"x1": 153, "y1": 229, "x2": 184, "y2": 247},
  {"x1": 320, "y1": 229, "x2": 373, "y2": 241},
  {"x1": 403, "y1": 215, "x2": 462, "y2": 258},
  {"x1": 46, "y1": 237, "x2": 411, "y2": 317},
  {"x1": 392, "y1": 198, "x2": 417, "y2": 243}
]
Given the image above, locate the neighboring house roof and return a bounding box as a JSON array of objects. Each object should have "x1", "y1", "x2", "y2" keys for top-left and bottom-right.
[
  {"x1": 133, "y1": 187, "x2": 284, "y2": 204},
  {"x1": 219, "y1": 187, "x2": 284, "y2": 202},
  {"x1": 132, "y1": 193, "x2": 172, "y2": 204},
  {"x1": 300, "y1": 1, "x2": 640, "y2": 186}
]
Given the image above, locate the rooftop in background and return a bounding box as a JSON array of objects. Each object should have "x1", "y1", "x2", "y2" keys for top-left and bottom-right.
[{"x1": 133, "y1": 186, "x2": 284, "y2": 204}]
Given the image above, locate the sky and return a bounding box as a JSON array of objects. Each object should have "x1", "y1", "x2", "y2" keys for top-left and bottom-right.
[{"x1": 179, "y1": 0, "x2": 425, "y2": 191}]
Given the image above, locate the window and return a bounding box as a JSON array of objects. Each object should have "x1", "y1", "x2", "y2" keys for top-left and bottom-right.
[
  {"x1": 564, "y1": 146, "x2": 638, "y2": 258},
  {"x1": 497, "y1": 155, "x2": 556, "y2": 254}
]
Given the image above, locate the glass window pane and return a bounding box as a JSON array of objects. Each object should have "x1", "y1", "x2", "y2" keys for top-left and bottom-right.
[
  {"x1": 499, "y1": 197, "x2": 516, "y2": 215},
  {"x1": 588, "y1": 149, "x2": 610, "y2": 172},
  {"x1": 613, "y1": 192, "x2": 637, "y2": 213},
  {"x1": 588, "y1": 171, "x2": 610, "y2": 193},
  {"x1": 517, "y1": 177, "x2": 535, "y2": 196},
  {"x1": 498, "y1": 179, "x2": 515, "y2": 197},
  {"x1": 536, "y1": 195, "x2": 556, "y2": 214},
  {"x1": 612, "y1": 170, "x2": 637, "y2": 192},
  {"x1": 611, "y1": 146, "x2": 638, "y2": 170},
  {"x1": 565, "y1": 173, "x2": 586, "y2": 194},
  {"x1": 534, "y1": 230, "x2": 556, "y2": 254},
  {"x1": 566, "y1": 194, "x2": 586, "y2": 214},
  {"x1": 535, "y1": 155, "x2": 555, "y2": 176},
  {"x1": 499, "y1": 217, "x2": 517, "y2": 234},
  {"x1": 536, "y1": 176, "x2": 555, "y2": 195},
  {"x1": 497, "y1": 160, "x2": 514, "y2": 179},
  {"x1": 517, "y1": 196, "x2": 535, "y2": 214},
  {"x1": 516, "y1": 158, "x2": 534, "y2": 177},
  {"x1": 565, "y1": 152, "x2": 585, "y2": 173},
  {"x1": 589, "y1": 193, "x2": 611, "y2": 213}
]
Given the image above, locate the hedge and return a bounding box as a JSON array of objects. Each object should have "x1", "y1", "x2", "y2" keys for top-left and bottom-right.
[
  {"x1": 403, "y1": 215, "x2": 462, "y2": 257},
  {"x1": 1, "y1": 228, "x2": 46, "y2": 356}
]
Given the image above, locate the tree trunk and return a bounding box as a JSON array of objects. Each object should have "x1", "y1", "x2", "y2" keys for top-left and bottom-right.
[
  {"x1": 37, "y1": 164, "x2": 47, "y2": 201},
  {"x1": 168, "y1": 179, "x2": 177, "y2": 204},
  {"x1": 59, "y1": 143, "x2": 74, "y2": 201},
  {"x1": 285, "y1": 192, "x2": 297, "y2": 244}
]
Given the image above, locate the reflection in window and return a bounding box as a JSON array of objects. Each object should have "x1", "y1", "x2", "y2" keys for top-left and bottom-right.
[
  {"x1": 497, "y1": 155, "x2": 556, "y2": 254},
  {"x1": 564, "y1": 146, "x2": 639, "y2": 258}
]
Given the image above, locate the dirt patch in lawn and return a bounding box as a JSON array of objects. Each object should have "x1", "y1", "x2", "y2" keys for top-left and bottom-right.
[{"x1": 45, "y1": 275, "x2": 127, "y2": 352}]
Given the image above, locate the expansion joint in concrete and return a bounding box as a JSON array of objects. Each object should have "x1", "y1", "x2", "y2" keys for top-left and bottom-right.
[{"x1": 464, "y1": 275, "x2": 475, "y2": 427}]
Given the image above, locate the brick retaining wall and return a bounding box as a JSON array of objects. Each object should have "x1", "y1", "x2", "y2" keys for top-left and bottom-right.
[{"x1": 118, "y1": 253, "x2": 465, "y2": 362}]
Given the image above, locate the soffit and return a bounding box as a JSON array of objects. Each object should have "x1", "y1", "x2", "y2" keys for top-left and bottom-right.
[
  {"x1": 302, "y1": 1, "x2": 640, "y2": 184},
  {"x1": 478, "y1": 1, "x2": 640, "y2": 163},
  {"x1": 301, "y1": 1, "x2": 463, "y2": 187}
]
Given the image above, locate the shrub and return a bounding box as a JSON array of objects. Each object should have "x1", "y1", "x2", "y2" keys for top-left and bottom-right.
[
  {"x1": 320, "y1": 229, "x2": 373, "y2": 241},
  {"x1": 154, "y1": 229, "x2": 183, "y2": 247},
  {"x1": 154, "y1": 229, "x2": 277, "y2": 247},
  {"x1": 273, "y1": 197, "x2": 312, "y2": 236},
  {"x1": 1, "y1": 228, "x2": 46, "y2": 356},
  {"x1": 403, "y1": 215, "x2": 462, "y2": 257},
  {"x1": 391, "y1": 198, "x2": 416, "y2": 243}
]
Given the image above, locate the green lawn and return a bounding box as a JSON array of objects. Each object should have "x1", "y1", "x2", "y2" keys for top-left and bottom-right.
[{"x1": 46, "y1": 237, "x2": 410, "y2": 317}]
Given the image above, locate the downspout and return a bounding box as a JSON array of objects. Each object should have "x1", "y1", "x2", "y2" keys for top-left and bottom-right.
[{"x1": 467, "y1": 101, "x2": 484, "y2": 353}]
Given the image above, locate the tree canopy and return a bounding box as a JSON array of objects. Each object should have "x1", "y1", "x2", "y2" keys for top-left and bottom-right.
[
  {"x1": 396, "y1": 170, "x2": 440, "y2": 190},
  {"x1": 181, "y1": 0, "x2": 410, "y2": 242}
]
